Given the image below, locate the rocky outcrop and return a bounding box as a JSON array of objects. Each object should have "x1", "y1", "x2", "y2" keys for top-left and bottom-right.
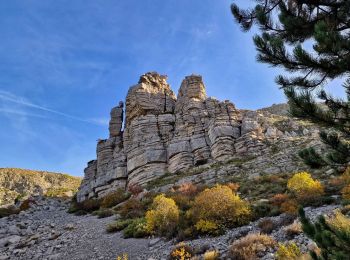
[{"x1": 77, "y1": 72, "x2": 322, "y2": 202}]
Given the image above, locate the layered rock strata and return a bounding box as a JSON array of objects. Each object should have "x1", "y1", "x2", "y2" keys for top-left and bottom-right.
[{"x1": 77, "y1": 72, "x2": 320, "y2": 202}]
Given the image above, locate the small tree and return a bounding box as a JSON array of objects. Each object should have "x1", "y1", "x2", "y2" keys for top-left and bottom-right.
[
  {"x1": 299, "y1": 208, "x2": 350, "y2": 260},
  {"x1": 231, "y1": 0, "x2": 350, "y2": 167}
]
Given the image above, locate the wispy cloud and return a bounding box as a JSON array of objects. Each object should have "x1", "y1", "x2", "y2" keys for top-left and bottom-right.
[
  {"x1": 0, "y1": 107, "x2": 49, "y2": 119},
  {"x1": 0, "y1": 90, "x2": 108, "y2": 126}
]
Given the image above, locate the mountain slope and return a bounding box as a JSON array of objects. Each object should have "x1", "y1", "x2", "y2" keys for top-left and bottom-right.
[{"x1": 0, "y1": 168, "x2": 81, "y2": 206}]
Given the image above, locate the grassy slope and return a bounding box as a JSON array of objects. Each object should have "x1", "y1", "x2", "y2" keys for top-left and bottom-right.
[{"x1": 0, "y1": 168, "x2": 81, "y2": 205}]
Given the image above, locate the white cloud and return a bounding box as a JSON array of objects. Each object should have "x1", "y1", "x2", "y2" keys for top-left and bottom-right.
[{"x1": 0, "y1": 90, "x2": 108, "y2": 126}]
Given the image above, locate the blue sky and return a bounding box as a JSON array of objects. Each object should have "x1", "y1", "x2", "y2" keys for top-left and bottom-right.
[{"x1": 0, "y1": 0, "x2": 330, "y2": 176}]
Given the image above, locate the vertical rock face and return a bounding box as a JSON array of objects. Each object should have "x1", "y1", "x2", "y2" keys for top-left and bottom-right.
[
  {"x1": 77, "y1": 72, "x2": 313, "y2": 202},
  {"x1": 109, "y1": 101, "x2": 124, "y2": 138},
  {"x1": 123, "y1": 72, "x2": 176, "y2": 188}
]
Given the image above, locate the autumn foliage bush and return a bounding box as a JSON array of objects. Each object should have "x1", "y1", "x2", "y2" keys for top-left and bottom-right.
[
  {"x1": 168, "y1": 193, "x2": 192, "y2": 211},
  {"x1": 127, "y1": 184, "x2": 143, "y2": 196},
  {"x1": 225, "y1": 182, "x2": 240, "y2": 193},
  {"x1": 270, "y1": 193, "x2": 289, "y2": 207},
  {"x1": 100, "y1": 189, "x2": 130, "y2": 208},
  {"x1": 176, "y1": 182, "x2": 199, "y2": 197},
  {"x1": 145, "y1": 194, "x2": 179, "y2": 236},
  {"x1": 280, "y1": 199, "x2": 299, "y2": 215},
  {"x1": 117, "y1": 198, "x2": 144, "y2": 219},
  {"x1": 169, "y1": 243, "x2": 193, "y2": 260},
  {"x1": 327, "y1": 210, "x2": 350, "y2": 237},
  {"x1": 228, "y1": 233, "x2": 276, "y2": 260},
  {"x1": 341, "y1": 185, "x2": 350, "y2": 201},
  {"x1": 276, "y1": 242, "x2": 301, "y2": 260},
  {"x1": 287, "y1": 172, "x2": 324, "y2": 203},
  {"x1": 195, "y1": 220, "x2": 219, "y2": 235},
  {"x1": 189, "y1": 184, "x2": 251, "y2": 230}
]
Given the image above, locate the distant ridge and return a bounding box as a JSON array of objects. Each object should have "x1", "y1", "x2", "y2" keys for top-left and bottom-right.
[{"x1": 0, "y1": 168, "x2": 81, "y2": 206}]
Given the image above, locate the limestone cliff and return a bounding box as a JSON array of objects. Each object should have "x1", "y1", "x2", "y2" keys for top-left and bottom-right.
[{"x1": 77, "y1": 72, "x2": 322, "y2": 202}]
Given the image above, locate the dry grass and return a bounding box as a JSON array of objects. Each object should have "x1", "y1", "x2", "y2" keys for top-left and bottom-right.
[
  {"x1": 203, "y1": 250, "x2": 219, "y2": 260},
  {"x1": 258, "y1": 218, "x2": 276, "y2": 234},
  {"x1": 228, "y1": 233, "x2": 277, "y2": 260},
  {"x1": 284, "y1": 221, "x2": 302, "y2": 238}
]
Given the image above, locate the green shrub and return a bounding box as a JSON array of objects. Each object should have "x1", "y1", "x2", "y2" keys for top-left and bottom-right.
[
  {"x1": 78, "y1": 198, "x2": 101, "y2": 212},
  {"x1": 106, "y1": 219, "x2": 133, "y2": 233},
  {"x1": 123, "y1": 218, "x2": 149, "y2": 238},
  {"x1": 68, "y1": 194, "x2": 102, "y2": 214},
  {"x1": 300, "y1": 208, "x2": 350, "y2": 259},
  {"x1": 45, "y1": 187, "x2": 71, "y2": 197},
  {"x1": 298, "y1": 147, "x2": 326, "y2": 168},
  {"x1": 92, "y1": 208, "x2": 114, "y2": 218},
  {"x1": 101, "y1": 189, "x2": 130, "y2": 208},
  {"x1": 252, "y1": 202, "x2": 280, "y2": 219},
  {"x1": 72, "y1": 209, "x2": 88, "y2": 215}
]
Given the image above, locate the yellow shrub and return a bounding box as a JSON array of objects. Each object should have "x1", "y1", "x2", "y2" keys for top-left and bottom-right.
[
  {"x1": 203, "y1": 250, "x2": 219, "y2": 260},
  {"x1": 276, "y1": 242, "x2": 301, "y2": 260},
  {"x1": 326, "y1": 210, "x2": 350, "y2": 236},
  {"x1": 189, "y1": 184, "x2": 250, "y2": 228},
  {"x1": 170, "y1": 242, "x2": 193, "y2": 260},
  {"x1": 116, "y1": 253, "x2": 128, "y2": 260},
  {"x1": 229, "y1": 233, "x2": 276, "y2": 259},
  {"x1": 341, "y1": 185, "x2": 350, "y2": 200},
  {"x1": 287, "y1": 172, "x2": 324, "y2": 202},
  {"x1": 195, "y1": 220, "x2": 218, "y2": 234},
  {"x1": 145, "y1": 194, "x2": 179, "y2": 236}
]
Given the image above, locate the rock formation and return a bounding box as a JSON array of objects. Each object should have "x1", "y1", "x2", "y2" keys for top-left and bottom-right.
[{"x1": 77, "y1": 72, "x2": 322, "y2": 202}]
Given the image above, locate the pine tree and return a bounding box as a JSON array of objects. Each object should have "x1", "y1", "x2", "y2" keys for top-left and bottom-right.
[
  {"x1": 299, "y1": 207, "x2": 350, "y2": 259},
  {"x1": 231, "y1": 0, "x2": 350, "y2": 167}
]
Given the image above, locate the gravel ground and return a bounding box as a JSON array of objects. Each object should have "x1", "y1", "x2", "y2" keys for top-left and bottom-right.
[
  {"x1": 0, "y1": 198, "x2": 149, "y2": 260},
  {"x1": 0, "y1": 197, "x2": 340, "y2": 260}
]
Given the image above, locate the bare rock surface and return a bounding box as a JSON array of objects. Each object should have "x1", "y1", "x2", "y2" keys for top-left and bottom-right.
[
  {"x1": 0, "y1": 197, "x2": 148, "y2": 260},
  {"x1": 77, "y1": 72, "x2": 324, "y2": 202}
]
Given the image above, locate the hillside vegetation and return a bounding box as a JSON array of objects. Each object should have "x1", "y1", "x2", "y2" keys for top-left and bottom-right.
[{"x1": 0, "y1": 168, "x2": 81, "y2": 205}]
